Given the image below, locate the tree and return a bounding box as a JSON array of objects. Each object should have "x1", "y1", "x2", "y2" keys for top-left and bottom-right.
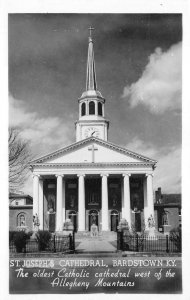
[{"x1": 9, "y1": 127, "x2": 32, "y2": 192}]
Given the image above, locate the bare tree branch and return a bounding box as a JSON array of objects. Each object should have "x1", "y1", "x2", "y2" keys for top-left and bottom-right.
[{"x1": 9, "y1": 127, "x2": 33, "y2": 192}]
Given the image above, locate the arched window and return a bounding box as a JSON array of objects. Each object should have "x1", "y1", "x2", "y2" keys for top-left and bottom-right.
[
  {"x1": 89, "y1": 101, "x2": 95, "y2": 115},
  {"x1": 81, "y1": 102, "x2": 86, "y2": 116},
  {"x1": 98, "y1": 102, "x2": 102, "y2": 116},
  {"x1": 17, "y1": 213, "x2": 26, "y2": 227}
]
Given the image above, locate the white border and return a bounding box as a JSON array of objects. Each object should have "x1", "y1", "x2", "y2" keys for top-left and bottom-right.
[{"x1": 1, "y1": 1, "x2": 189, "y2": 300}]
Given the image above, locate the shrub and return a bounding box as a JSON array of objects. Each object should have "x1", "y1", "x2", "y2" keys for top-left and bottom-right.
[
  {"x1": 13, "y1": 231, "x2": 28, "y2": 253},
  {"x1": 170, "y1": 227, "x2": 181, "y2": 252},
  {"x1": 9, "y1": 231, "x2": 17, "y2": 243},
  {"x1": 35, "y1": 230, "x2": 52, "y2": 251},
  {"x1": 117, "y1": 218, "x2": 129, "y2": 232},
  {"x1": 27, "y1": 231, "x2": 33, "y2": 238}
]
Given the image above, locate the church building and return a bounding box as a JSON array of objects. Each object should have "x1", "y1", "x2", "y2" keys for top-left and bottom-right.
[{"x1": 30, "y1": 31, "x2": 157, "y2": 233}]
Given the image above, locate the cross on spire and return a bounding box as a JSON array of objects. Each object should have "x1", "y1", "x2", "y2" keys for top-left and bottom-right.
[{"x1": 88, "y1": 26, "x2": 94, "y2": 38}]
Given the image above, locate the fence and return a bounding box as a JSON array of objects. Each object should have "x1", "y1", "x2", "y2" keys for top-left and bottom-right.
[
  {"x1": 10, "y1": 233, "x2": 75, "y2": 254},
  {"x1": 117, "y1": 232, "x2": 181, "y2": 253}
]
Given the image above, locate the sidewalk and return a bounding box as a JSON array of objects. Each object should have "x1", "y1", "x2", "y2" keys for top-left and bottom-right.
[{"x1": 75, "y1": 238, "x2": 116, "y2": 253}]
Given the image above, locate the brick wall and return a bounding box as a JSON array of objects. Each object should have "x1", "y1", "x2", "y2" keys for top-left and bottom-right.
[{"x1": 167, "y1": 207, "x2": 179, "y2": 230}]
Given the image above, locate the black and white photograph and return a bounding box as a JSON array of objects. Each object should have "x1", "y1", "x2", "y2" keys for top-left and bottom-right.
[{"x1": 1, "y1": 1, "x2": 188, "y2": 297}]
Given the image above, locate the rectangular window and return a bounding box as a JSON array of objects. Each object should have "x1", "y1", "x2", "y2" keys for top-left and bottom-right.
[
  {"x1": 48, "y1": 184, "x2": 56, "y2": 189},
  {"x1": 68, "y1": 183, "x2": 77, "y2": 189},
  {"x1": 109, "y1": 183, "x2": 119, "y2": 188}
]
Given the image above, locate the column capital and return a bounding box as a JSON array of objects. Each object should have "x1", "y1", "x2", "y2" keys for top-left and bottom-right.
[
  {"x1": 146, "y1": 173, "x2": 154, "y2": 177},
  {"x1": 55, "y1": 174, "x2": 64, "y2": 178},
  {"x1": 100, "y1": 173, "x2": 109, "y2": 177},
  {"x1": 32, "y1": 174, "x2": 41, "y2": 179},
  {"x1": 122, "y1": 173, "x2": 131, "y2": 177},
  {"x1": 77, "y1": 174, "x2": 86, "y2": 177}
]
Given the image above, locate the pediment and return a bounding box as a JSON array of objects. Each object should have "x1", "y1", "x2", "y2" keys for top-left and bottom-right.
[{"x1": 30, "y1": 137, "x2": 157, "y2": 166}]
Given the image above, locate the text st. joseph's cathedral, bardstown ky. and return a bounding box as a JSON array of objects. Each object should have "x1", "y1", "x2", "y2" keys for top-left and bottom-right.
[{"x1": 30, "y1": 30, "x2": 157, "y2": 233}]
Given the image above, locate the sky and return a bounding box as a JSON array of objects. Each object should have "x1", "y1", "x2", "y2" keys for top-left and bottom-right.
[{"x1": 8, "y1": 14, "x2": 182, "y2": 195}]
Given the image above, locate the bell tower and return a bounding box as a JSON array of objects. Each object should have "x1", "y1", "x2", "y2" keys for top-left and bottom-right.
[{"x1": 75, "y1": 28, "x2": 109, "y2": 142}]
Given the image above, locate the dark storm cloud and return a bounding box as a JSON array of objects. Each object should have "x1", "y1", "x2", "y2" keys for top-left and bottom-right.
[
  {"x1": 9, "y1": 15, "x2": 181, "y2": 96},
  {"x1": 9, "y1": 14, "x2": 182, "y2": 66}
]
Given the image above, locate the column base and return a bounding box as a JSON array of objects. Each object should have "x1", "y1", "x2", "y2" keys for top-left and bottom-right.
[{"x1": 78, "y1": 228, "x2": 86, "y2": 232}]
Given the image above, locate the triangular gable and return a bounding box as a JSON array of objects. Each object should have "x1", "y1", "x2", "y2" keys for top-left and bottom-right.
[{"x1": 30, "y1": 137, "x2": 157, "y2": 165}]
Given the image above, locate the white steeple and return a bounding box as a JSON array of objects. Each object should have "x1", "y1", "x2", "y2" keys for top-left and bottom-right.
[{"x1": 75, "y1": 28, "x2": 109, "y2": 141}]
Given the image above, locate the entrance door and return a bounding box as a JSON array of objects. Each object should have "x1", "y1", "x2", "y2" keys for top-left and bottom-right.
[
  {"x1": 135, "y1": 213, "x2": 141, "y2": 232},
  {"x1": 68, "y1": 211, "x2": 77, "y2": 232},
  {"x1": 89, "y1": 210, "x2": 98, "y2": 231},
  {"x1": 111, "y1": 210, "x2": 119, "y2": 232},
  {"x1": 85, "y1": 179, "x2": 101, "y2": 210}
]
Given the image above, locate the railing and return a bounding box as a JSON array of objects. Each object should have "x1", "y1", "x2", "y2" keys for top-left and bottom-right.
[
  {"x1": 117, "y1": 232, "x2": 181, "y2": 253},
  {"x1": 9, "y1": 233, "x2": 75, "y2": 254}
]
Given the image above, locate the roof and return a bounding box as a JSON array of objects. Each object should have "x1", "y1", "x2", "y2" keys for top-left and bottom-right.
[
  {"x1": 9, "y1": 205, "x2": 33, "y2": 209},
  {"x1": 155, "y1": 193, "x2": 181, "y2": 207},
  {"x1": 9, "y1": 192, "x2": 33, "y2": 200},
  {"x1": 30, "y1": 136, "x2": 157, "y2": 166}
]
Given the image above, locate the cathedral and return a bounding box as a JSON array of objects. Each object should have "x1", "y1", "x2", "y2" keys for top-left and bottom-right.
[{"x1": 30, "y1": 30, "x2": 157, "y2": 233}]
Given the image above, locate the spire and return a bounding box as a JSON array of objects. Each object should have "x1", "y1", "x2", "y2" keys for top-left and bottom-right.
[{"x1": 86, "y1": 26, "x2": 97, "y2": 91}]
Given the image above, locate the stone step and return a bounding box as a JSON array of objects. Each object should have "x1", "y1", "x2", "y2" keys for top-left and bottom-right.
[
  {"x1": 75, "y1": 231, "x2": 91, "y2": 238},
  {"x1": 75, "y1": 231, "x2": 117, "y2": 240},
  {"x1": 75, "y1": 230, "x2": 117, "y2": 235},
  {"x1": 100, "y1": 231, "x2": 117, "y2": 236},
  {"x1": 74, "y1": 251, "x2": 118, "y2": 255}
]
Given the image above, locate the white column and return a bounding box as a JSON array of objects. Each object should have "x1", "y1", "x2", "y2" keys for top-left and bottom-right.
[
  {"x1": 121, "y1": 177, "x2": 124, "y2": 217},
  {"x1": 122, "y1": 173, "x2": 131, "y2": 228},
  {"x1": 39, "y1": 178, "x2": 44, "y2": 230},
  {"x1": 104, "y1": 124, "x2": 108, "y2": 141},
  {"x1": 78, "y1": 174, "x2": 85, "y2": 231},
  {"x1": 62, "y1": 177, "x2": 66, "y2": 224},
  {"x1": 145, "y1": 173, "x2": 154, "y2": 229},
  {"x1": 56, "y1": 175, "x2": 63, "y2": 231},
  {"x1": 95, "y1": 101, "x2": 98, "y2": 115},
  {"x1": 143, "y1": 176, "x2": 148, "y2": 229},
  {"x1": 79, "y1": 103, "x2": 81, "y2": 117},
  {"x1": 101, "y1": 174, "x2": 109, "y2": 231},
  {"x1": 33, "y1": 174, "x2": 40, "y2": 219}
]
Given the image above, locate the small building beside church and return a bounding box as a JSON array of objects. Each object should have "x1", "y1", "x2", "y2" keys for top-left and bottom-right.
[
  {"x1": 30, "y1": 32, "x2": 157, "y2": 233},
  {"x1": 9, "y1": 192, "x2": 33, "y2": 231},
  {"x1": 154, "y1": 187, "x2": 181, "y2": 234}
]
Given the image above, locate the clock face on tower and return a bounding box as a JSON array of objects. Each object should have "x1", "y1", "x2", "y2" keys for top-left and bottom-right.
[{"x1": 84, "y1": 127, "x2": 100, "y2": 138}]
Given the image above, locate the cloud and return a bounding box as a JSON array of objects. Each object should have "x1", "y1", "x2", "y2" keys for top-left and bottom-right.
[
  {"x1": 154, "y1": 147, "x2": 181, "y2": 194},
  {"x1": 126, "y1": 138, "x2": 157, "y2": 160},
  {"x1": 9, "y1": 95, "x2": 72, "y2": 157},
  {"x1": 122, "y1": 42, "x2": 182, "y2": 114},
  {"x1": 125, "y1": 137, "x2": 181, "y2": 193},
  {"x1": 9, "y1": 95, "x2": 74, "y2": 195}
]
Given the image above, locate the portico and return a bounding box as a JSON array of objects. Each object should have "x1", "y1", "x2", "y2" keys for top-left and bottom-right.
[{"x1": 31, "y1": 151, "x2": 156, "y2": 233}]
